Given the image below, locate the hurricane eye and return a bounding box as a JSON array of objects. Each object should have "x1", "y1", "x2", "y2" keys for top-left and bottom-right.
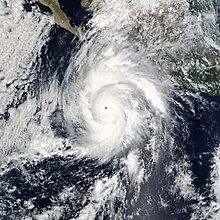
[{"x1": 104, "y1": 107, "x2": 108, "y2": 110}]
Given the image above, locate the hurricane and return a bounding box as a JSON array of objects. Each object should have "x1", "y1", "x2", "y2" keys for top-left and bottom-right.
[
  {"x1": 0, "y1": 0, "x2": 220, "y2": 219},
  {"x1": 62, "y1": 47, "x2": 167, "y2": 160}
]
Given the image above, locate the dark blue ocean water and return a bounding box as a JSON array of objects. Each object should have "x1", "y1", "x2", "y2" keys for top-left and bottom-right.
[{"x1": 1, "y1": 1, "x2": 220, "y2": 219}]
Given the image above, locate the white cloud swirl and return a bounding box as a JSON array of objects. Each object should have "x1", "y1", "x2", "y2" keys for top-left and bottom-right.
[{"x1": 62, "y1": 47, "x2": 166, "y2": 162}]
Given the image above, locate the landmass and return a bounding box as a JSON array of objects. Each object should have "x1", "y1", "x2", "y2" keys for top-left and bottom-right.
[
  {"x1": 31, "y1": 0, "x2": 91, "y2": 38},
  {"x1": 30, "y1": 0, "x2": 219, "y2": 96}
]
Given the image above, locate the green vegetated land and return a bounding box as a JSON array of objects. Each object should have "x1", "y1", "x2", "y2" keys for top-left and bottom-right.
[
  {"x1": 30, "y1": 0, "x2": 219, "y2": 96},
  {"x1": 170, "y1": 52, "x2": 220, "y2": 96},
  {"x1": 169, "y1": 0, "x2": 220, "y2": 96}
]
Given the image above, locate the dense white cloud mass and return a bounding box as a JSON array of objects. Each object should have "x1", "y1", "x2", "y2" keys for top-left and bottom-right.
[{"x1": 0, "y1": 0, "x2": 220, "y2": 219}]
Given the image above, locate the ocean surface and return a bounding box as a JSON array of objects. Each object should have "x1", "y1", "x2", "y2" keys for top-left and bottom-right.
[{"x1": 0, "y1": 1, "x2": 220, "y2": 219}]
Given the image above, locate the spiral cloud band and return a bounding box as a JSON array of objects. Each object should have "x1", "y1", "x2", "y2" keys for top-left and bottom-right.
[{"x1": 62, "y1": 47, "x2": 166, "y2": 162}]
